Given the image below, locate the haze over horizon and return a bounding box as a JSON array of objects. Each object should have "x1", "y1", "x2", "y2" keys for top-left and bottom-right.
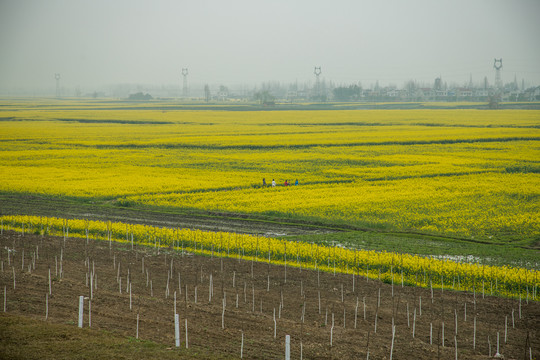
[{"x1": 1, "y1": 0, "x2": 539, "y2": 94}]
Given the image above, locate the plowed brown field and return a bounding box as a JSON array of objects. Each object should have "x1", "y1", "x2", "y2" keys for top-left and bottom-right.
[{"x1": 1, "y1": 231, "x2": 538, "y2": 359}]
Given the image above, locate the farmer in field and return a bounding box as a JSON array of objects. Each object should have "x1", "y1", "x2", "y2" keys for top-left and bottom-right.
[
  {"x1": 262, "y1": 178, "x2": 266, "y2": 187},
  {"x1": 272, "y1": 179, "x2": 276, "y2": 187},
  {"x1": 284, "y1": 180, "x2": 289, "y2": 186},
  {"x1": 295, "y1": 179, "x2": 299, "y2": 185}
]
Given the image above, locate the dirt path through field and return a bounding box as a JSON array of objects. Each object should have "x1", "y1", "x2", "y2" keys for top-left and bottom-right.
[{"x1": 0, "y1": 193, "x2": 339, "y2": 236}]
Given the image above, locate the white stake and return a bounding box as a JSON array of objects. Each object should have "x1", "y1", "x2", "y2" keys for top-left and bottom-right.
[
  {"x1": 363, "y1": 296, "x2": 366, "y2": 320},
  {"x1": 512, "y1": 308, "x2": 515, "y2": 328},
  {"x1": 390, "y1": 325, "x2": 396, "y2": 360},
  {"x1": 175, "y1": 313, "x2": 180, "y2": 347},
  {"x1": 3, "y1": 286, "x2": 6, "y2": 312},
  {"x1": 222, "y1": 297, "x2": 226, "y2": 329},
  {"x1": 241, "y1": 330, "x2": 244, "y2": 358},
  {"x1": 455, "y1": 308, "x2": 458, "y2": 335},
  {"x1": 209, "y1": 274, "x2": 212, "y2": 302},
  {"x1": 355, "y1": 297, "x2": 359, "y2": 329},
  {"x1": 412, "y1": 308, "x2": 416, "y2": 338},
  {"x1": 496, "y1": 332, "x2": 500, "y2": 356},
  {"x1": 185, "y1": 319, "x2": 189, "y2": 348},
  {"x1": 285, "y1": 334, "x2": 291, "y2": 360},
  {"x1": 89, "y1": 299, "x2": 91, "y2": 327},
  {"x1": 442, "y1": 321, "x2": 445, "y2": 347},
  {"x1": 473, "y1": 316, "x2": 476, "y2": 349},
  {"x1": 454, "y1": 336, "x2": 458, "y2": 360},
  {"x1": 430, "y1": 322, "x2": 433, "y2": 345},
  {"x1": 90, "y1": 273, "x2": 93, "y2": 300},
  {"x1": 407, "y1": 302, "x2": 410, "y2": 328},
  {"x1": 330, "y1": 313, "x2": 334, "y2": 346},
  {"x1": 273, "y1": 308, "x2": 277, "y2": 339},
  {"x1": 78, "y1": 295, "x2": 84, "y2": 328},
  {"x1": 505, "y1": 316, "x2": 507, "y2": 343},
  {"x1": 45, "y1": 293, "x2": 48, "y2": 320},
  {"x1": 325, "y1": 307, "x2": 328, "y2": 326}
]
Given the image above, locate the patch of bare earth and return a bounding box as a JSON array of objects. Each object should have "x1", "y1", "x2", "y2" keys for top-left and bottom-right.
[{"x1": 1, "y1": 231, "x2": 538, "y2": 359}]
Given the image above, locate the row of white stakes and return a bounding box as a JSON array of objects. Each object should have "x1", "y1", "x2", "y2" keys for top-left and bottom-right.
[{"x1": 75, "y1": 294, "x2": 294, "y2": 359}]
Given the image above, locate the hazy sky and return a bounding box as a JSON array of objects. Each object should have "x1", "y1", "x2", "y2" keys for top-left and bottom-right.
[{"x1": 1, "y1": 0, "x2": 539, "y2": 92}]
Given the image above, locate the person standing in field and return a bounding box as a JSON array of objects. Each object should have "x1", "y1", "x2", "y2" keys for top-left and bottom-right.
[
  {"x1": 295, "y1": 179, "x2": 298, "y2": 186},
  {"x1": 284, "y1": 180, "x2": 289, "y2": 186},
  {"x1": 262, "y1": 178, "x2": 266, "y2": 187},
  {"x1": 272, "y1": 179, "x2": 276, "y2": 187}
]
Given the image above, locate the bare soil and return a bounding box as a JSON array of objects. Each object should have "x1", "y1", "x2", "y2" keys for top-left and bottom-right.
[{"x1": 1, "y1": 231, "x2": 538, "y2": 359}]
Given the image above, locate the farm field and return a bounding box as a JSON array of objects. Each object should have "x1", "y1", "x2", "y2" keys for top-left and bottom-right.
[
  {"x1": 1, "y1": 99, "x2": 539, "y2": 246},
  {"x1": 1, "y1": 230, "x2": 539, "y2": 359},
  {"x1": 0, "y1": 98, "x2": 539, "y2": 358}
]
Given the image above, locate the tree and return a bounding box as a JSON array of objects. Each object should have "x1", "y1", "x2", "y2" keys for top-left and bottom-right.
[
  {"x1": 127, "y1": 92, "x2": 152, "y2": 100},
  {"x1": 332, "y1": 85, "x2": 362, "y2": 102},
  {"x1": 253, "y1": 90, "x2": 275, "y2": 105},
  {"x1": 488, "y1": 94, "x2": 500, "y2": 109}
]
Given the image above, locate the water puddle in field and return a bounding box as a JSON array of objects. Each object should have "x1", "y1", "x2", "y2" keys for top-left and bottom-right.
[
  {"x1": 264, "y1": 232, "x2": 287, "y2": 237},
  {"x1": 429, "y1": 255, "x2": 538, "y2": 268},
  {"x1": 431, "y1": 254, "x2": 483, "y2": 263}
]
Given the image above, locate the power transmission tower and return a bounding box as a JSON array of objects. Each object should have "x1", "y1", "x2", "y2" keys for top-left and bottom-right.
[
  {"x1": 314, "y1": 66, "x2": 321, "y2": 100},
  {"x1": 55, "y1": 73, "x2": 61, "y2": 98},
  {"x1": 182, "y1": 68, "x2": 188, "y2": 97},
  {"x1": 493, "y1": 58, "x2": 503, "y2": 89}
]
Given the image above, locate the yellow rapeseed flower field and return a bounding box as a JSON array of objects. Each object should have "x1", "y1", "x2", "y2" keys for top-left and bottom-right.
[
  {"x1": 1, "y1": 100, "x2": 537, "y2": 241},
  {"x1": 2, "y1": 215, "x2": 537, "y2": 300}
]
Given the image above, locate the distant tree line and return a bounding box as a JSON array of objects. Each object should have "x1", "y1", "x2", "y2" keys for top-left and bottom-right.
[
  {"x1": 332, "y1": 85, "x2": 362, "y2": 102},
  {"x1": 128, "y1": 92, "x2": 153, "y2": 101}
]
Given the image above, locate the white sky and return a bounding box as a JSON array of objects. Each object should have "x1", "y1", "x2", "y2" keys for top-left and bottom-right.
[{"x1": 1, "y1": 0, "x2": 539, "y2": 92}]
